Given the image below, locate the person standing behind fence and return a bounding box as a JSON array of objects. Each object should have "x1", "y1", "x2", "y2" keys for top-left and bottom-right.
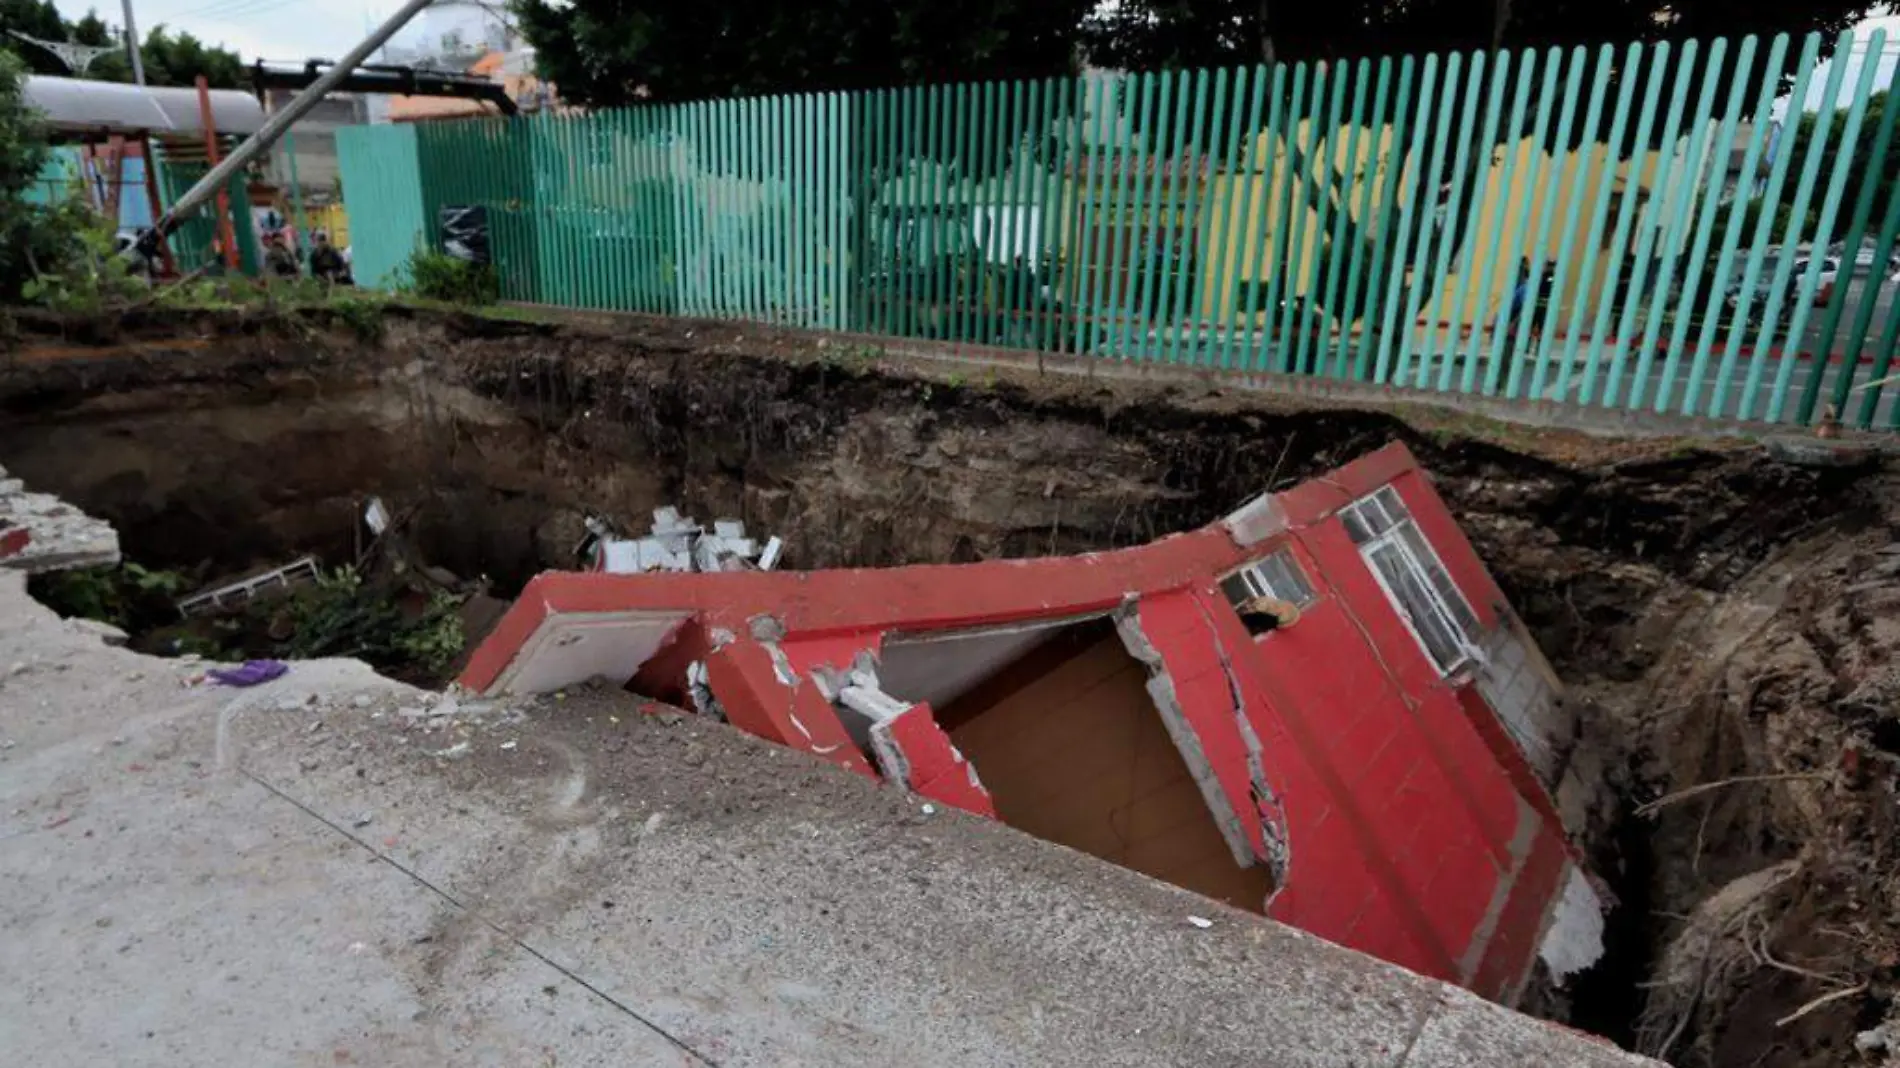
[
  {"x1": 309, "y1": 230, "x2": 351, "y2": 285},
  {"x1": 1496, "y1": 258, "x2": 1548, "y2": 349}
]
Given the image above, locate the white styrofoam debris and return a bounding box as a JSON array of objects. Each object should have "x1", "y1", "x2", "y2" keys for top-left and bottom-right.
[
  {"x1": 1538, "y1": 866, "x2": 1607, "y2": 983},
  {"x1": 594, "y1": 509, "x2": 783, "y2": 575}
]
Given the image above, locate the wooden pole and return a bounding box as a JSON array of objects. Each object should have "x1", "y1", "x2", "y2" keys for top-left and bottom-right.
[
  {"x1": 195, "y1": 75, "x2": 241, "y2": 272},
  {"x1": 101, "y1": 134, "x2": 126, "y2": 222}
]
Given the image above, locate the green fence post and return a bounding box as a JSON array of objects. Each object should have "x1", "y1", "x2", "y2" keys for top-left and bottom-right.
[
  {"x1": 979, "y1": 80, "x2": 1005, "y2": 344},
  {"x1": 1536, "y1": 46, "x2": 1619, "y2": 400},
  {"x1": 1680, "y1": 38, "x2": 1788, "y2": 415},
  {"x1": 606, "y1": 110, "x2": 627, "y2": 311},
  {"x1": 1448, "y1": 47, "x2": 1523, "y2": 394},
  {"x1": 1847, "y1": 185, "x2": 1900, "y2": 426},
  {"x1": 1494, "y1": 49, "x2": 1568, "y2": 399},
  {"x1": 1056, "y1": 76, "x2": 1087, "y2": 356},
  {"x1": 704, "y1": 100, "x2": 726, "y2": 317},
  {"x1": 1361, "y1": 55, "x2": 1426, "y2": 383},
  {"x1": 951, "y1": 81, "x2": 977, "y2": 344},
  {"x1": 1033, "y1": 79, "x2": 1064, "y2": 353},
  {"x1": 1220, "y1": 65, "x2": 1270, "y2": 369},
  {"x1": 760, "y1": 95, "x2": 780, "y2": 322},
  {"x1": 1630, "y1": 37, "x2": 1733, "y2": 410},
  {"x1": 897, "y1": 86, "x2": 923, "y2": 338},
  {"x1": 1878, "y1": 291, "x2": 1900, "y2": 428},
  {"x1": 910, "y1": 86, "x2": 935, "y2": 339},
  {"x1": 1199, "y1": 67, "x2": 1245, "y2": 367},
  {"x1": 635, "y1": 105, "x2": 658, "y2": 312},
  {"x1": 1808, "y1": 60, "x2": 1900, "y2": 421},
  {"x1": 1467, "y1": 47, "x2": 1541, "y2": 396},
  {"x1": 1419, "y1": 50, "x2": 1490, "y2": 391},
  {"x1": 761, "y1": 95, "x2": 782, "y2": 324},
  {"x1": 1101, "y1": 74, "x2": 1145, "y2": 360},
  {"x1": 1244, "y1": 65, "x2": 1290, "y2": 371},
  {"x1": 1576, "y1": 44, "x2": 1666, "y2": 405},
  {"x1": 1388, "y1": 52, "x2": 1459, "y2": 386},
  {"x1": 1107, "y1": 73, "x2": 1151, "y2": 359},
  {"x1": 1331, "y1": 57, "x2": 1388, "y2": 379},
  {"x1": 1770, "y1": 30, "x2": 1890, "y2": 422},
  {"x1": 1745, "y1": 32, "x2": 1860, "y2": 420},
  {"x1": 1816, "y1": 51, "x2": 1900, "y2": 424},
  {"x1": 997, "y1": 79, "x2": 1030, "y2": 349},
  {"x1": 1138, "y1": 72, "x2": 1184, "y2": 361},
  {"x1": 1261, "y1": 63, "x2": 1309, "y2": 373},
  {"x1": 1527, "y1": 45, "x2": 1607, "y2": 401},
  {"x1": 1292, "y1": 62, "x2": 1348, "y2": 376},
  {"x1": 832, "y1": 91, "x2": 850, "y2": 330},
  {"x1": 852, "y1": 89, "x2": 877, "y2": 333},
  {"x1": 684, "y1": 101, "x2": 708, "y2": 315},
  {"x1": 1276, "y1": 62, "x2": 1327, "y2": 373},
  {"x1": 1159, "y1": 69, "x2": 1209, "y2": 364},
  {"x1": 1601, "y1": 40, "x2": 1700, "y2": 408},
  {"x1": 929, "y1": 83, "x2": 956, "y2": 342},
  {"x1": 1165, "y1": 68, "x2": 1216, "y2": 364}
]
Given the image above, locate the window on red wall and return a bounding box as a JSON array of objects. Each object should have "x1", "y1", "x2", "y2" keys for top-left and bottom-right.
[
  {"x1": 1342, "y1": 486, "x2": 1481, "y2": 674},
  {"x1": 1220, "y1": 548, "x2": 1315, "y2": 635}
]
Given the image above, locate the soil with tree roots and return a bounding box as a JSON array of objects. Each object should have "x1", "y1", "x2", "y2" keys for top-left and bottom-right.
[{"x1": 3, "y1": 306, "x2": 1897, "y2": 1067}]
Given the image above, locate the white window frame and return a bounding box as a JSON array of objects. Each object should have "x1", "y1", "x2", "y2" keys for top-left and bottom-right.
[
  {"x1": 1342, "y1": 486, "x2": 1482, "y2": 676},
  {"x1": 1222, "y1": 549, "x2": 1316, "y2": 609}
]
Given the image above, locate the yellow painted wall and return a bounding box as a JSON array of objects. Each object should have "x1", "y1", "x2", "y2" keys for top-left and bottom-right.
[{"x1": 1197, "y1": 123, "x2": 1681, "y2": 339}]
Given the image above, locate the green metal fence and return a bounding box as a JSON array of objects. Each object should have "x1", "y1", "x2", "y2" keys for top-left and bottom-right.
[{"x1": 338, "y1": 30, "x2": 1900, "y2": 429}]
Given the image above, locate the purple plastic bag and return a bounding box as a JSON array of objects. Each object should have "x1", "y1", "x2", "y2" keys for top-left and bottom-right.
[{"x1": 208, "y1": 660, "x2": 289, "y2": 687}]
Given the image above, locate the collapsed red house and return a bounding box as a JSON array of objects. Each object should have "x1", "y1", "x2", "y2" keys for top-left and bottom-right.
[{"x1": 461, "y1": 442, "x2": 1606, "y2": 1003}]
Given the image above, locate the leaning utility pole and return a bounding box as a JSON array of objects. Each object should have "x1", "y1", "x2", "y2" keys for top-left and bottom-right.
[
  {"x1": 120, "y1": 0, "x2": 145, "y2": 85},
  {"x1": 138, "y1": 0, "x2": 436, "y2": 258}
]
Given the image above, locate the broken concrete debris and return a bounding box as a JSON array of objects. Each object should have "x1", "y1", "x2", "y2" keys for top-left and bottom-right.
[
  {"x1": 0, "y1": 464, "x2": 120, "y2": 574},
  {"x1": 586, "y1": 507, "x2": 783, "y2": 574},
  {"x1": 462, "y1": 443, "x2": 1604, "y2": 1008}
]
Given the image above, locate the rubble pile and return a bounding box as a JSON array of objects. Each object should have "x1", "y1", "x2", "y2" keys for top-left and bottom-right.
[{"x1": 584, "y1": 507, "x2": 783, "y2": 574}]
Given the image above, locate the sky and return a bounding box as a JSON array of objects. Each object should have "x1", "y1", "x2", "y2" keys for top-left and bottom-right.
[
  {"x1": 51, "y1": 0, "x2": 419, "y2": 65},
  {"x1": 1796, "y1": 12, "x2": 1899, "y2": 113}
]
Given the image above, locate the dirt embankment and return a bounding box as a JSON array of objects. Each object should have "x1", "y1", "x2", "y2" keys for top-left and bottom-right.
[{"x1": 2, "y1": 306, "x2": 1896, "y2": 1067}]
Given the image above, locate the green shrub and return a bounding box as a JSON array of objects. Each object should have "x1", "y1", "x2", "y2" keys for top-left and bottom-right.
[
  {"x1": 29, "y1": 561, "x2": 191, "y2": 632},
  {"x1": 0, "y1": 53, "x2": 99, "y2": 303},
  {"x1": 279, "y1": 567, "x2": 466, "y2": 679},
  {"x1": 402, "y1": 248, "x2": 500, "y2": 306},
  {"x1": 20, "y1": 220, "x2": 147, "y2": 312}
]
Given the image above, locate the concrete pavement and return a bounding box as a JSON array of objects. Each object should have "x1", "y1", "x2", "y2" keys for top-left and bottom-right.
[{"x1": 0, "y1": 570, "x2": 1659, "y2": 1067}]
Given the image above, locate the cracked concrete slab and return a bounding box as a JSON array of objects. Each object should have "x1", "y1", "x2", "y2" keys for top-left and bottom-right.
[
  {"x1": 0, "y1": 464, "x2": 119, "y2": 573},
  {"x1": 0, "y1": 570, "x2": 1659, "y2": 1067}
]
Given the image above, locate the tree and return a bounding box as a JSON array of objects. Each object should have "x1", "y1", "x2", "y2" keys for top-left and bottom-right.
[
  {"x1": 0, "y1": 49, "x2": 90, "y2": 300},
  {"x1": 0, "y1": 1, "x2": 66, "y2": 76},
  {"x1": 85, "y1": 24, "x2": 247, "y2": 88},
  {"x1": 0, "y1": 5, "x2": 244, "y2": 88},
  {"x1": 1080, "y1": 0, "x2": 1871, "y2": 71},
  {"x1": 1773, "y1": 91, "x2": 1898, "y2": 234},
  {"x1": 510, "y1": 0, "x2": 1093, "y2": 107}
]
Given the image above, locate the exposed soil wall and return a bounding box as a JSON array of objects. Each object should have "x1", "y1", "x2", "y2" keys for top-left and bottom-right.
[{"x1": 2, "y1": 307, "x2": 1895, "y2": 1067}]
